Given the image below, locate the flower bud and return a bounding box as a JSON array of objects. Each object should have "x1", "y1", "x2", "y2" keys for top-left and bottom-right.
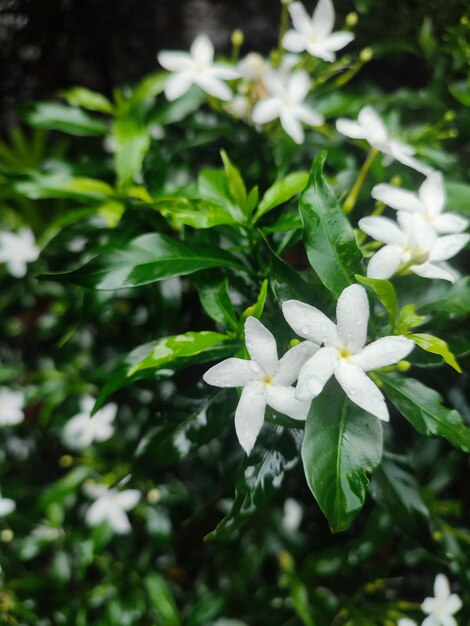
[
  {"x1": 397, "y1": 360, "x2": 411, "y2": 372},
  {"x1": 59, "y1": 454, "x2": 73, "y2": 468},
  {"x1": 346, "y1": 12, "x2": 358, "y2": 27},
  {"x1": 1, "y1": 529, "x2": 13, "y2": 543},
  {"x1": 412, "y1": 248, "x2": 429, "y2": 265},
  {"x1": 281, "y1": 0, "x2": 293, "y2": 5},
  {"x1": 444, "y1": 110, "x2": 456, "y2": 121},
  {"x1": 231, "y1": 29, "x2": 244, "y2": 48},
  {"x1": 147, "y1": 488, "x2": 161, "y2": 504},
  {"x1": 359, "y1": 47, "x2": 373, "y2": 62}
]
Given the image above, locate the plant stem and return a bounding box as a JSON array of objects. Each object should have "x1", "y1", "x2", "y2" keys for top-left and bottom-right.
[
  {"x1": 278, "y1": 0, "x2": 291, "y2": 56},
  {"x1": 343, "y1": 147, "x2": 379, "y2": 214}
]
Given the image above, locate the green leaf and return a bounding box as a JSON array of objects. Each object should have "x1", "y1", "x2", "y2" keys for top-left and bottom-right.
[
  {"x1": 416, "y1": 277, "x2": 470, "y2": 319},
  {"x1": 151, "y1": 85, "x2": 205, "y2": 125},
  {"x1": 299, "y1": 152, "x2": 364, "y2": 297},
  {"x1": 246, "y1": 185, "x2": 260, "y2": 215},
  {"x1": 196, "y1": 272, "x2": 238, "y2": 330},
  {"x1": 60, "y1": 87, "x2": 114, "y2": 114},
  {"x1": 253, "y1": 171, "x2": 309, "y2": 222},
  {"x1": 113, "y1": 116, "x2": 151, "y2": 187},
  {"x1": 129, "y1": 330, "x2": 230, "y2": 375},
  {"x1": 40, "y1": 233, "x2": 247, "y2": 290},
  {"x1": 38, "y1": 466, "x2": 91, "y2": 512},
  {"x1": 410, "y1": 333, "x2": 462, "y2": 373},
  {"x1": 379, "y1": 372, "x2": 470, "y2": 452},
  {"x1": 198, "y1": 168, "x2": 244, "y2": 222},
  {"x1": 145, "y1": 574, "x2": 181, "y2": 626},
  {"x1": 269, "y1": 248, "x2": 317, "y2": 305},
  {"x1": 12, "y1": 172, "x2": 115, "y2": 202},
  {"x1": 445, "y1": 180, "x2": 470, "y2": 212},
  {"x1": 355, "y1": 275, "x2": 397, "y2": 327},
  {"x1": 395, "y1": 303, "x2": 427, "y2": 333},
  {"x1": 240, "y1": 279, "x2": 268, "y2": 327},
  {"x1": 301, "y1": 379, "x2": 383, "y2": 533},
  {"x1": 149, "y1": 197, "x2": 238, "y2": 229},
  {"x1": 131, "y1": 72, "x2": 167, "y2": 107},
  {"x1": 23, "y1": 102, "x2": 108, "y2": 136},
  {"x1": 220, "y1": 150, "x2": 248, "y2": 215}
]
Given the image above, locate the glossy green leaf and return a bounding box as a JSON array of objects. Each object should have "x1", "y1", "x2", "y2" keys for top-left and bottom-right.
[
  {"x1": 446, "y1": 180, "x2": 470, "y2": 212},
  {"x1": 410, "y1": 333, "x2": 462, "y2": 373},
  {"x1": 131, "y1": 72, "x2": 167, "y2": 107},
  {"x1": 113, "y1": 116, "x2": 150, "y2": 187},
  {"x1": 220, "y1": 150, "x2": 248, "y2": 214},
  {"x1": 12, "y1": 172, "x2": 115, "y2": 202},
  {"x1": 301, "y1": 379, "x2": 383, "y2": 533},
  {"x1": 379, "y1": 372, "x2": 470, "y2": 452},
  {"x1": 38, "y1": 466, "x2": 91, "y2": 512},
  {"x1": 40, "y1": 233, "x2": 247, "y2": 290},
  {"x1": 253, "y1": 171, "x2": 309, "y2": 222},
  {"x1": 151, "y1": 85, "x2": 205, "y2": 125},
  {"x1": 268, "y1": 247, "x2": 317, "y2": 305},
  {"x1": 261, "y1": 210, "x2": 303, "y2": 234},
  {"x1": 145, "y1": 574, "x2": 181, "y2": 626},
  {"x1": 196, "y1": 272, "x2": 238, "y2": 330},
  {"x1": 395, "y1": 303, "x2": 427, "y2": 333},
  {"x1": 240, "y1": 279, "x2": 268, "y2": 327},
  {"x1": 198, "y1": 168, "x2": 244, "y2": 222},
  {"x1": 246, "y1": 185, "x2": 259, "y2": 214},
  {"x1": 23, "y1": 102, "x2": 108, "y2": 136},
  {"x1": 355, "y1": 275, "x2": 397, "y2": 327},
  {"x1": 416, "y1": 276, "x2": 470, "y2": 319},
  {"x1": 299, "y1": 152, "x2": 364, "y2": 297},
  {"x1": 60, "y1": 87, "x2": 114, "y2": 114},
  {"x1": 150, "y1": 197, "x2": 238, "y2": 229}
]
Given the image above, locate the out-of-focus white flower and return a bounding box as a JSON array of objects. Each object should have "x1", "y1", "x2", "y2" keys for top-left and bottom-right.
[
  {"x1": 84, "y1": 484, "x2": 140, "y2": 534},
  {"x1": 397, "y1": 620, "x2": 417, "y2": 626},
  {"x1": 0, "y1": 388, "x2": 25, "y2": 426},
  {"x1": 157, "y1": 34, "x2": 240, "y2": 101},
  {"x1": 283, "y1": 284, "x2": 414, "y2": 421},
  {"x1": 283, "y1": 498, "x2": 303, "y2": 531},
  {"x1": 336, "y1": 106, "x2": 433, "y2": 175},
  {"x1": 62, "y1": 396, "x2": 116, "y2": 450},
  {"x1": 372, "y1": 172, "x2": 468, "y2": 235},
  {"x1": 0, "y1": 496, "x2": 15, "y2": 517},
  {"x1": 283, "y1": 0, "x2": 354, "y2": 62},
  {"x1": 359, "y1": 212, "x2": 469, "y2": 282},
  {"x1": 252, "y1": 70, "x2": 323, "y2": 144},
  {"x1": 203, "y1": 317, "x2": 317, "y2": 454},
  {"x1": 421, "y1": 574, "x2": 462, "y2": 626},
  {"x1": 238, "y1": 52, "x2": 269, "y2": 83},
  {"x1": 0, "y1": 228, "x2": 39, "y2": 278}
]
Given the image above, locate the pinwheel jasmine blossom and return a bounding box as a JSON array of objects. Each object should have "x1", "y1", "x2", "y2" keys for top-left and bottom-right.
[
  {"x1": 252, "y1": 70, "x2": 324, "y2": 144},
  {"x1": 282, "y1": 284, "x2": 414, "y2": 421},
  {"x1": 62, "y1": 396, "x2": 117, "y2": 449},
  {"x1": 336, "y1": 106, "x2": 433, "y2": 174},
  {"x1": 157, "y1": 34, "x2": 240, "y2": 101},
  {"x1": 84, "y1": 484, "x2": 140, "y2": 535},
  {"x1": 421, "y1": 574, "x2": 462, "y2": 626},
  {"x1": 359, "y1": 212, "x2": 469, "y2": 282},
  {"x1": 0, "y1": 495, "x2": 15, "y2": 517},
  {"x1": 203, "y1": 317, "x2": 317, "y2": 454},
  {"x1": 282, "y1": 0, "x2": 354, "y2": 62},
  {"x1": 0, "y1": 228, "x2": 39, "y2": 278},
  {"x1": 372, "y1": 172, "x2": 469, "y2": 235},
  {"x1": 0, "y1": 388, "x2": 25, "y2": 427}
]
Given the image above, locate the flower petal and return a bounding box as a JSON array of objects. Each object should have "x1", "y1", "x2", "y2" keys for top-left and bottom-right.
[
  {"x1": 371, "y1": 183, "x2": 423, "y2": 214},
  {"x1": 446, "y1": 594, "x2": 463, "y2": 614},
  {"x1": 275, "y1": 341, "x2": 319, "y2": 386},
  {"x1": 336, "y1": 118, "x2": 367, "y2": 139},
  {"x1": 85, "y1": 498, "x2": 108, "y2": 527},
  {"x1": 195, "y1": 75, "x2": 233, "y2": 100},
  {"x1": 282, "y1": 30, "x2": 307, "y2": 53},
  {"x1": 190, "y1": 33, "x2": 214, "y2": 66},
  {"x1": 244, "y1": 317, "x2": 278, "y2": 375},
  {"x1": 295, "y1": 105, "x2": 324, "y2": 127},
  {"x1": 157, "y1": 50, "x2": 192, "y2": 72},
  {"x1": 351, "y1": 336, "x2": 414, "y2": 371},
  {"x1": 265, "y1": 385, "x2": 310, "y2": 420},
  {"x1": 287, "y1": 71, "x2": 311, "y2": 102},
  {"x1": 320, "y1": 31, "x2": 355, "y2": 52},
  {"x1": 411, "y1": 261, "x2": 456, "y2": 282},
  {"x1": 109, "y1": 505, "x2": 132, "y2": 534},
  {"x1": 311, "y1": 0, "x2": 335, "y2": 39},
  {"x1": 334, "y1": 361, "x2": 389, "y2": 421},
  {"x1": 115, "y1": 489, "x2": 141, "y2": 511},
  {"x1": 358, "y1": 106, "x2": 388, "y2": 143},
  {"x1": 429, "y1": 233, "x2": 469, "y2": 262},
  {"x1": 234, "y1": 382, "x2": 267, "y2": 454},
  {"x1": 252, "y1": 98, "x2": 281, "y2": 124},
  {"x1": 359, "y1": 216, "x2": 406, "y2": 245},
  {"x1": 280, "y1": 109, "x2": 304, "y2": 144},
  {"x1": 0, "y1": 498, "x2": 15, "y2": 516},
  {"x1": 296, "y1": 346, "x2": 338, "y2": 401},
  {"x1": 282, "y1": 300, "x2": 339, "y2": 346},
  {"x1": 389, "y1": 142, "x2": 433, "y2": 174},
  {"x1": 419, "y1": 171, "x2": 445, "y2": 216},
  {"x1": 203, "y1": 358, "x2": 257, "y2": 388},
  {"x1": 288, "y1": 2, "x2": 314, "y2": 37},
  {"x1": 432, "y1": 213, "x2": 469, "y2": 234},
  {"x1": 433, "y1": 573, "x2": 450, "y2": 599},
  {"x1": 62, "y1": 414, "x2": 93, "y2": 449},
  {"x1": 336, "y1": 284, "x2": 369, "y2": 353},
  {"x1": 164, "y1": 72, "x2": 194, "y2": 101},
  {"x1": 367, "y1": 245, "x2": 403, "y2": 279}
]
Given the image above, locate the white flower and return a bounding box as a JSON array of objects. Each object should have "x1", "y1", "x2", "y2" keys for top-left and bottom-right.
[
  {"x1": 359, "y1": 212, "x2": 469, "y2": 282},
  {"x1": 84, "y1": 484, "x2": 140, "y2": 534},
  {"x1": 283, "y1": 498, "x2": 303, "y2": 531},
  {"x1": 0, "y1": 228, "x2": 39, "y2": 278},
  {"x1": 0, "y1": 496, "x2": 15, "y2": 517},
  {"x1": 0, "y1": 388, "x2": 25, "y2": 426},
  {"x1": 282, "y1": 0, "x2": 354, "y2": 62},
  {"x1": 336, "y1": 106, "x2": 433, "y2": 175},
  {"x1": 203, "y1": 317, "x2": 318, "y2": 454},
  {"x1": 397, "y1": 620, "x2": 417, "y2": 626},
  {"x1": 252, "y1": 70, "x2": 324, "y2": 144},
  {"x1": 62, "y1": 396, "x2": 117, "y2": 450},
  {"x1": 238, "y1": 52, "x2": 269, "y2": 83},
  {"x1": 282, "y1": 284, "x2": 414, "y2": 421},
  {"x1": 157, "y1": 33, "x2": 240, "y2": 101},
  {"x1": 372, "y1": 172, "x2": 468, "y2": 235},
  {"x1": 421, "y1": 574, "x2": 462, "y2": 626}
]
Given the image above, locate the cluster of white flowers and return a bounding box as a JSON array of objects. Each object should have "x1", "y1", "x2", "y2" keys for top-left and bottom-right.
[
  {"x1": 204, "y1": 285, "x2": 414, "y2": 454},
  {"x1": 399, "y1": 574, "x2": 462, "y2": 626}
]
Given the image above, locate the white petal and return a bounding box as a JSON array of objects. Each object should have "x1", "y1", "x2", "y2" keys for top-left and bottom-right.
[
  {"x1": 80, "y1": 395, "x2": 95, "y2": 413},
  {"x1": 432, "y1": 213, "x2": 468, "y2": 234},
  {"x1": 157, "y1": 50, "x2": 192, "y2": 72},
  {"x1": 398, "y1": 620, "x2": 418, "y2": 626},
  {"x1": 282, "y1": 300, "x2": 339, "y2": 346},
  {"x1": 371, "y1": 184, "x2": 423, "y2": 214},
  {"x1": 115, "y1": 489, "x2": 141, "y2": 511},
  {"x1": 411, "y1": 262, "x2": 456, "y2": 282},
  {"x1": 244, "y1": 317, "x2": 278, "y2": 375},
  {"x1": 400, "y1": 212, "x2": 435, "y2": 250},
  {"x1": 367, "y1": 245, "x2": 404, "y2": 279},
  {"x1": 421, "y1": 615, "x2": 438, "y2": 626},
  {"x1": 211, "y1": 64, "x2": 241, "y2": 81},
  {"x1": 434, "y1": 573, "x2": 450, "y2": 599},
  {"x1": 96, "y1": 403, "x2": 117, "y2": 424},
  {"x1": 252, "y1": 98, "x2": 281, "y2": 124},
  {"x1": 85, "y1": 498, "x2": 108, "y2": 527},
  {"x1": 194, "y1": 75, "x2": 233, "y2": 101},
  {"x1": 8, "y1": 260, "x2": 27, "y2": 278},
  {"x1": 164, "y1": 72, "x2": 193, "y2": 101},
  {"x1": 62, "y1": 414, "x2": 93, "y2": 449},
  {"x1": 311, "y1": 0, "x2": 335, "y2": 39},
  {"x1": 265, "y1": 385, "x2": 310, "y2": 420},
  {"x1": 234, "y1": 382, "x2": 267, "y2": 454},
  {"x1": 334, "y1": 362, "x2": 389, "y2": 421},
  {"x1": 359, "y1": 216, "x2": 406, "y2": 245},
  {"x1": 429, "y1": 233, "x2": 469, "y2": 262},
  {"x1": 280, "y1": 109, "x2": 304, "y2": 144},
  {"x1": 306, "y1": 43, "x2": 335, "y2": 61},
  {"x1": 109, "y1": 505, "x2": 132, "y2": 534},
  {"x1": 319, "y1": 31, "x2": 355, "y2": 52},
  {"x1": 287, "y1": 71, "x2": 311, "y2": 102},
  {"x1": 0, "y1": 498, "x2": 15, "y2": 516},
  {"x1": 441, "y1": 617, "x2": 457, "y2": 626},
  {"x1": 419, "y1": 171, "x2": 445, "y2": 216},
  {"x1": 92, "y1": 421, "x2": 114, "y2": 442},
  {"x1": 389, "y1": 142, "x2": 433, "y2": 174},
  {"x1": 296, "y1": 346, "x2": 338, "y2": 401},
  {"x1": 295, "y1": 105, "x2": 324, "y2": 127},
  {"x1": 446, "y1": 594, "x2": 463, "y2": 614},
  {"x1": 358, "y1": 106, "x2": 388, "y2": 143},
  {"x1": 282, "y1": 30, "x2": 307, "y2": 53},
  {"x1": 190, "y1": 33, "x2": 214, "y2": 66},
  {"x1": 351, "y1": 336, "x2": 414, "y2": 371},
  {"x1": 203, "y1": 358, "x2": 257, "y2": 388},
  {"x1": 288, "y1": 2, "x2": 314, "y2": 37},
  {"x1": 336, "y1": 284, "x2": 369, "y2": 353},
  {"x1": 275, "y1": 341, "x2": 319, "y2": 386},
  {"x1": 336, "y1": 118, "x2": 367, "y2": 140}
]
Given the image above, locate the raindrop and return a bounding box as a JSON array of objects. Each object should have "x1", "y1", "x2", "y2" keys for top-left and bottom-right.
[
  {"x1": 301, "y1": 326, "x2": 310, "y2": 335},
  {"x1": 349, "y1": 388, "x2": 356, "y2": 396},
  {"x1": 355, "y1": 319, "x2": 362, "y2": 326}
]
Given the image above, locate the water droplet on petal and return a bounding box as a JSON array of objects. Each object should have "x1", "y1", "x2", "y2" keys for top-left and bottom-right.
[
  {"x1": 355, "y1": 320, "x2": 362, "y2": 326},
  {"x1": 349, "y1": 388, "x2": 356, "y2": 396},
  {"x1": 301, "y1": 326, "x2": 310, "y2": 335},
  {"x1": 249, "y1": 361, "x2": 262, "y2": 374}
]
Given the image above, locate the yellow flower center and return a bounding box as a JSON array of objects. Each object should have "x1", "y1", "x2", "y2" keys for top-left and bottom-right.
[
  {"x1": 339, "y1": 347, "x2": 351, "y2": 359},
  {"x1": 261, "y1": 375, "x2": 273, "y2": 385}
]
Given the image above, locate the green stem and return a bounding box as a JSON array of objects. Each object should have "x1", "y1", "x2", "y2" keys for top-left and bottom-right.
[
  {"x1": 278, "y1": 0, "x2": 290, "y2": 56},
  {"x1": 343, "y1": 147, "x2": 379, "y2": 215}
]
